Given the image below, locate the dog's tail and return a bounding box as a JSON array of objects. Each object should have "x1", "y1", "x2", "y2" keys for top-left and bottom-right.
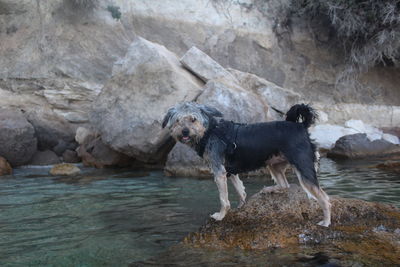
[{"x1": 285, "y1": 104, "x2": 317, "y2": 129}]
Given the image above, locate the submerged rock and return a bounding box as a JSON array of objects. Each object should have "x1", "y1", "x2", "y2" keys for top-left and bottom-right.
[
  {"x1": 184, "y1": 185, "x2": 400, "y2": 265},
  {"x1": 49, "y1": 163, "x2": 80, "y2": 176},
  {"x1": 0, "y1": 157, "x2": 12, "y2": 176},
  {"x1": 376, "y1": 161, "x2": 400, "y2": 173}
]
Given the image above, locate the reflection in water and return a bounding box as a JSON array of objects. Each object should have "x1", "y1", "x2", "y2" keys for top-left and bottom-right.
[{"x1": 0, "y1": 158, "x2": 399, "y2": 266}]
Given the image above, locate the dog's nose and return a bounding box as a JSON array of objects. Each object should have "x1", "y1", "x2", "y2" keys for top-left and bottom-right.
[{"x1": 182, "y1": 128, "x2": 190, "y2": 136}]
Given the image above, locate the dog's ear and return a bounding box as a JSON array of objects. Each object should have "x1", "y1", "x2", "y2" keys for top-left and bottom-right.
[
  {"x1": 198, "y1": 104, "x2": 223, "y2": 118},
  {"x1": 162, "y1": 107, "x2": 176, "y2": 128}
]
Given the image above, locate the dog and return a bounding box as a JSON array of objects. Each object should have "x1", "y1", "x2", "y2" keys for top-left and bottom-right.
[{"x1": 162, "y1": 102, "x2": 331, "y2": 227}]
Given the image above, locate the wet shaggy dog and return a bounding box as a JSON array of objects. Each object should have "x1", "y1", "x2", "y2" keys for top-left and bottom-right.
[{"x1": 162, "y1": 102, "x2": 331, "y2": 227}]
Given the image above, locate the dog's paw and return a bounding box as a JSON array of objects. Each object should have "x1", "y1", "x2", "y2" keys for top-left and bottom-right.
[
  {"x1": 210, "y1": 212, "x2": 225, "y2": 221},
  {"x1": 317, "y1": 220, "x2": 330, "y2": 227},
  {"x1": 237, "y1": 200, "x2": 246, "y2": 209},
  {"x1": 262, "y1": 185, "x2": 286, "y2": 193}
]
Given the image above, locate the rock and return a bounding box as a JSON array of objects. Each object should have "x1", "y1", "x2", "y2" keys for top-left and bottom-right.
[
  {"x1": 0, "y1": 0, "x2": 133, "y2": 127},
  {"x1": 76, "y1": 136, "x2": 132, "y2": 168},
  {"x1": 165, "y1": 76, "x2": 268, "y2": 177},
  {"x1": 52, "y1": 139, "x2": 78, "y2": 156},
  {"x1": 229, "y1": 68, "x2": 302, "y2": 121},
  {"x1": 328, "y1": 133, "x2": 400, "y2": 159},
  {"x1": 29, "y1": 150, "x2": 61, "y2": 166},
  {"x1": 0, "y1": 108, "x2": 37, "y2": 166},
  {"x1": 49, "y1": 163, "x2": 80, "y2": 176},
  {"x1": 313, "y1": 103, "x2": 400, "y2": 128},
  {"x1": 311, "y1": 120, "x2": 400, "y2": 151},
  {"x1": 310, "y1": 124, "x2": 359, "y2": 150},
  {"x1": 184, "y1": 185, "x2": 400, "y2": 265},
  {"x1": 197, "y1": 80, "x2": 268, "y2": 123},
  {"x1": 376, "y1": 161, "x2": 400, "y2": 173},
  {"x1": 127, "y1": 0, "x2": 400, "y2": 107},
  {"x1": 164, "y1": 143, "x2": 210, "y2": 177},
  {"x1": 345, "y1": 119, "x2": 383, "y2": 141},
  {"x1": 381, "y1": 127, "x2": 400, "y2": 138},
  {"x1": 0, "y1": 157, "x2": 12, "y2": 176},
  {"x1": 180, "y1": 46, "x2": 239, "y2": 83},
  {"x1": 382, "y1": 133, "x2": 400, "y2": 145},
  {"x1": 75, "y1": 127, "x2": 97, "y2": 145},
  {"x1": 62, "y1": 149, "x2": 81, "y2": 163},
  {"x1": 91, "y1": 37, "x2": 203, "y2": 163}
]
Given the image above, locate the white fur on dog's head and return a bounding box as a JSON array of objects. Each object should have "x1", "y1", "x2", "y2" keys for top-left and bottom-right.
[{"x1": 162, "y1": 102, "x2": 223, "y2": 144}]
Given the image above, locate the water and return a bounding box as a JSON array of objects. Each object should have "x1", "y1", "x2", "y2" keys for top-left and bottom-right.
[{"x1": 0, "y1": 158, "x2": 399, "y2": 266}]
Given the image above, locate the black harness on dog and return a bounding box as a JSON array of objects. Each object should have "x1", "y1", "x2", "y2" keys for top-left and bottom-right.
[{"x1": 195, "y1": 119, "x2": 243, "y2": 175}]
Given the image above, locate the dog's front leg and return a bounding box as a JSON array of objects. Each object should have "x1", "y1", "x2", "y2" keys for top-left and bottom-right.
[{"x1": 211, "y1": 169, "x2": 230, "y2": 221}]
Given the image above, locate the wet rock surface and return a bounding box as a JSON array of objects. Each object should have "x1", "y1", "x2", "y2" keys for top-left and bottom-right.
[
  {"x1": 376, "y1": 161, "x2": 400, "y2": 173},
  {"x1": 183, "y1": 185, "x2": 400, "y2": 266},
  {"x1": 49, "y1": 163, "x2": 80, "y2": 176},
  {"x1": 328, "y1": 133, "x2": 400, "y2": 159}
]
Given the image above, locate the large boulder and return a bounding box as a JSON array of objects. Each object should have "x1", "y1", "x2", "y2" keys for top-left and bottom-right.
[
  {"x1": 310, "y1": 124, "x2": 359, "y2": 150},
  {"x1": 311, "y1": 120, "x2": 400, "y2": 151},
  {"x1": 229, "y1": 68, "x2": 302, "y2": 120},
  {"x1": 197, "y1": 80, "x2": 268, "y2": 123},
  {"x1": 328, "y1": 133, "x2": 400, "y2": 159},
  {"x1": 24, "y1": 109, "x2": 77, "y2": 154},
  {"x1": 0, "y1": 108, "x2": 37, "y2": 166},
  {"x1": 180, "y1": 46, "x2": 239, "y2": 83},
  {"x1": 183, "y1": 185, "x2": 400, "y2": 266},
  {"x1": 91, "y1": 37, "x2": 203, "y2": 163}
]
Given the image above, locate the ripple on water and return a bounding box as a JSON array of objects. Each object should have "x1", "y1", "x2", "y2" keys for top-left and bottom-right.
[{"x1": 0, "y1": 158, "x2": 399, "y2": 266}]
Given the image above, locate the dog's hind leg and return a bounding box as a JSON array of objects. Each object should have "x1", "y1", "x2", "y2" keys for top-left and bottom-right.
[
  {"x1": 229, "y1": 174, "x2": 246, "y2": 208},
  {"x1": 264, "y1": 162, "x2": 290, "y2": 193},
  {"x1": 211, "y1": 167, "x2": 231, "y2": 221},
  {"x1": 294, "y1": 169, "x2": 331, "y2": 227}
]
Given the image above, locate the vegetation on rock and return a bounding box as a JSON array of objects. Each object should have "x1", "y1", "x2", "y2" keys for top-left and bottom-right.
[
  {"x1": 278, "y1": 0, "x2": 400, "y2": 74},
  {"x1": 214, "y1": 0, "x2": 400, "y2": 82}
]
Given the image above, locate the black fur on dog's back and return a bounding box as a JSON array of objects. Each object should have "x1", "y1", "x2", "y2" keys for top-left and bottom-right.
[
  {"x1": 220, "y1": 104, "x2": 319, "y2": 187},
  {"x1": 285, "y1": 104, "x2": 317, "y2": 129}
]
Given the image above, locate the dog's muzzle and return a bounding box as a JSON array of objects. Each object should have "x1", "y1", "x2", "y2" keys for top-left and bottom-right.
[{"x1": 181, "y1": 128, "x2": 191, "y2": 143}]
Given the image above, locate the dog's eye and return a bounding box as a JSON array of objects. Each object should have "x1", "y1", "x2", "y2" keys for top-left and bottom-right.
[{"x1": 191, "y1": 118, "x2": 197, "y2": 123}]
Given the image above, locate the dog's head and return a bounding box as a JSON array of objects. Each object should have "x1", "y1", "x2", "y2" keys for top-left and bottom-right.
[{"x1": 162, "y1": 102, "x2": 223, "y2": 145}]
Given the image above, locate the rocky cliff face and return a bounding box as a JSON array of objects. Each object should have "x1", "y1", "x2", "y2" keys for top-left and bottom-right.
[{"x1": 0, "y1": 0, "x2": 399, "y2": 168}]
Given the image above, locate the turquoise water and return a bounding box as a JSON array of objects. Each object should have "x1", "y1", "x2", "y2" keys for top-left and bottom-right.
[{"x1": 0, "y1": 158, "x2": 399, "y2": 266}]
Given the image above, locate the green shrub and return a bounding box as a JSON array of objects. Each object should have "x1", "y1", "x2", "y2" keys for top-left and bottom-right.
[{"x1": 107, "y1": 5, "x2": 121, "y2": 20}]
